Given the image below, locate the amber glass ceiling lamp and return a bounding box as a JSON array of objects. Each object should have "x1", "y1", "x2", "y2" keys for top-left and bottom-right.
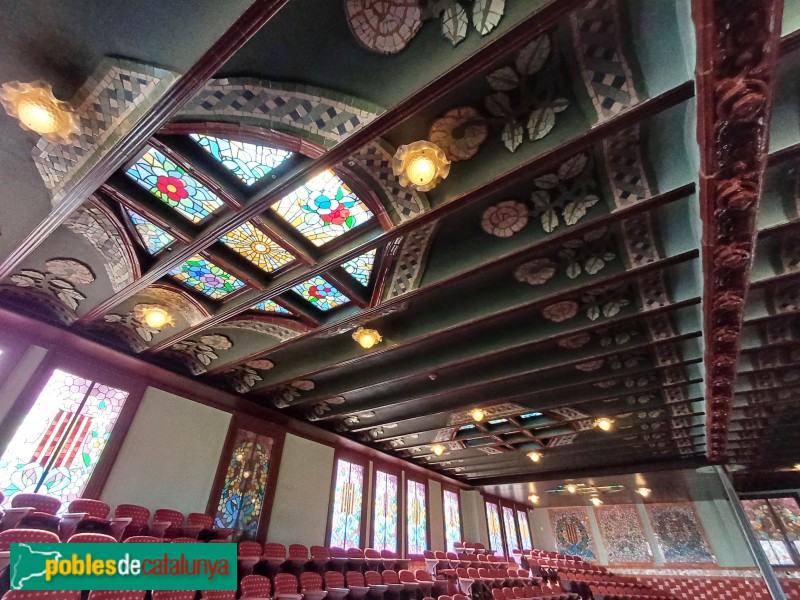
[{"x1": 0, "y1": 80, "x2": 79, "y2": 143}]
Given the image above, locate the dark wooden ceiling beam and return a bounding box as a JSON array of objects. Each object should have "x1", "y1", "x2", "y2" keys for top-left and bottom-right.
[
  {"x1": 693, "y1": 0, "x2": 784, "y2": 461},
  {"x1": 0, "y1": 0, "x2": 293, "y2": 281}
]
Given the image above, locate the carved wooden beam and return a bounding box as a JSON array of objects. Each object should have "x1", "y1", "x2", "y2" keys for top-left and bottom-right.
[{"x1": 693, "y1": 0, "x2": 784, "y2": 462}]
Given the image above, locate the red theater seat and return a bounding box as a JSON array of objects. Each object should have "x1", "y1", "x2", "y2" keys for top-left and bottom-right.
[
  {"x1": 241, "y1": 574, "x2": 272, "y2": 598},
  {"x1": 87, "y1": 593, "x2": 146, "y2": 600},
  {"x1": 67, "y1": 532, "x2": 116, "y2": 543},
  {"x1": 346, "y1": 570, "x2": 370, "y2": 600},
  {"x1": 152, "y1": 509, "x2": 184, "y2": 539},
  {"x1": 124, "y1": 536, "x2": 164, "y2": 543},
  {"x1": 151, "y1": 593, "x2": 196, "y2": 600},
  {"x1": 301, "y1": 571, "x2": 329, "y2": 600},
  {"x1": 275, "y1": 573, "x2": 303, "y2": 600},
  {"x1": 2, "y1": 593, "x2": 81, "y2": 599},
  {"x1": 325, "y1": 570, "x2": 351, "y2": 600},
  {"x1": 114, "y1": 504, "x2": 150, "y2": 539}
]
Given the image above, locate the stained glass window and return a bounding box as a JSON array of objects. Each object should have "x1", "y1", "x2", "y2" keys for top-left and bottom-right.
[
  {"x1": 219, "y1": 222, "x2": 295, "y2": 273},
  {"x1": 214, "y1": 429, "x2": 273, "y2": 539},
  {"x1": 125, "y1": 209, "x2": 175, "y2": 255},
  {"x1": 342, "y1": 249, "x2": 376, "y2": 287},
  {"x1": 372, "y1": 470, "x2": 399, "y2": 552},
  {"x1": 517, "y1": 509, "x2": 533, "y2": 551},
  {"x1": 190, "y1": 134, "x2": 294, "y2": 186},
  {"x1": 0, "y1": 369, "x2": 129, "y2": 505},
  {"x1": 502, "y1": 506, "x2": 520, "y2": 553},
  {"x1": 743, "y1": 497, "x2": 800, "y2": 565},
  {"x1": 486, "y1": 501, "x2": 504, "y2": 555},
  {"x1": 443, "y1": 490, "x2": 462, "y2": 552},
  {"x1": 407, "y1": 479, "x2": 428, "y2": 555},
  {"x1": 169, "y1": 255, "x2": 246, "y2": 300},
  {"x1": 520, "y1": 412, "x2": 543, "y2": 419},
  {"x1": 252, "y1": 300, "x2": 290, "y2": 314},
  {"x1": 271, "y1": 169, "x2": 373, "y2": 246},
  {"x1": 329, "y1": 459, "x2": 365, "y2": 549},
  {"x1": 489, "y1": 418, "x2": 508, "y2": 425},
  {"x1": 293, "y1": 276, "x2": 349, "y2": 311},
  {"x1": 126, "y1": 146, "x2": 225, "y2": 224}
]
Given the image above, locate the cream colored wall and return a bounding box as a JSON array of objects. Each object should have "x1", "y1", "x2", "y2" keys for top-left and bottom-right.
[
  {"x1": 429, "y1": 479, "x2": 445, "y2": 551},
  {"x1": 461, "y1": 490, "x2": 489, "y2": 547},
  {"x1": 100, "y1": 387, "x2": 231, "y2": 514},
  {"x1": 0, "y1": 345, "x2": 47, "y2": 424},
  {"x1": 267, "y1": 433, "x2": 335, "y2": 546}
]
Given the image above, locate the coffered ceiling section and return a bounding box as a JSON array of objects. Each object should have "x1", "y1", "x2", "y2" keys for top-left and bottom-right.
[{"x1": 0, "y1": 0, "x2": 798, "y2": 483}]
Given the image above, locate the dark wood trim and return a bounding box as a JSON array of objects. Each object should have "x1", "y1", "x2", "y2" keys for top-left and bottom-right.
[
  {"x1": 780, "y1": 27, "x2": 800, "y2": 55},
  {"x1": 0, "y1": 0, "x2": 292, "y2": 282},
  {"x1": 206, "y1": 417, "x2": 239, "y2": 516}
]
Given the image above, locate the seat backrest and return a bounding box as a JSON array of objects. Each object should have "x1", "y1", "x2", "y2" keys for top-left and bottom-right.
[
  {"x1": 200, "y1": 593, "x2": 236, "y2": 600},
  {"x1": 87, "y1": 593, "x2": 146, "y2": 600},
  {"x1": 263, "y1": 542, "x2": 287, "y2": 558},
  {"x1": 346, "y1": 571, "x2": 365, "y2": 587},
  {"x1": 151, "y1": 593, "x2": 196, "y2": 600},
  {"x1": 241, "y1": 574, "x2": 271, "y2": 598},
  {"x1": 398, "y1": 570, "x2": 415, "y2": 583},
  {"x1": 466, "y1": 568, "x2": 479, "y2": 578},
  {"x1": 301, "y1": 572, "x2": 324, "y2": 591},
  {"x1": 382, "y1": 570, "x2": 400, "y2": 584},
  {"x1": 365, "y1": 548, "x2": 381, "y2": 559},
  {"x1": 478, "y1": 568, "x2": 490, "y2": 577},
  {"x1": 0, "y1": 528, "x2": 60, "y2": 551},
  {"x1": 424, "y1": 550, "x2": 436, "y2": 559},
  {"x1": 238, "y1": 540, "x2": 263, "y2": 557},
  {"x1": 513, "y1": 588, "x2": 526, "y2": 598},
  {"x1": 311, "y1": 545, "x2": 330, "y2": 559},
  {"x1": 446, "y1": 552, "x2": 458, "y2": 560},
  {"x1": 186, "y1": 513, "x2": 213, "y2": 528},
  {"x1": 169, "y1": 537, "x2": 200, "y2": 543},
  {"x1": 325, "y1": 571, "x2": 346, "y2": 588},
  {"x1": 68, "y1": 533, "x2": 116, "y2": 543},
  {"x1": 11, "y1": 493, "x2": 61, "y2": 515},
  {"x1": 347, "y1": 547, "x2": 365, "y2": 558},
  {"x1": 153, "y1": 509, "x2": 184, "y2": 527},
  {"x1": 124, "y1": 536, "x2": 164, "y2": 543},
  {"x1": 502, "y1": 587, "x2": 515, "y2": 600},
  {"x1": 329, "y1": 546, "x2": 346, "y2": 558},
  {"x1": 115, "y1": 504, "x2": 151, "y2": 526},
  {"x1": 455, "y1": 568, "x2": 469, "y2": 578},
  {"x1": 380, "y1": 549, "x2": 395, "y2": 559},
  {"x1": 438, "y1": 596, "x2": 453, "y2": 600},
  {"x1": 274, "y1": 573, "x2": 299, "y2": 595},
  {"x1": 289, "y1": 543, "x2": 309, "y2": 559},
  {"x1": 3, "y1": 592, "x2": 81, "y2": 599},
  {"x1": 69, "y1": 499, "x2": 110, "y2": 519},
  {"x1": 415, "y1": 570, "x2": 433, "y2": 582},
  {"x1": 364, "y1": 571, "x2": 383, "y2": 586},
  {"x1": 491, "y1": 589, "x2": 505, "y2": 600},
  {"x1": 478, "y1": 554, "x2": 489, "y2": 563},
  {"x1": 453, "y1": 595, "x2": 469, "y2": 600}
]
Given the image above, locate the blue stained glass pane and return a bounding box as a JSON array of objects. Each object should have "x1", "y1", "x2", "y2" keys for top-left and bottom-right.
[
  {"x1": 443, "y1": 490, "x2": 461, "y2": 552},
  {"x1": 292, "y1": 276, "x2": 349, "y2": 311},
  {"x1": 126, "y1": 146, "x2": 225, "y2": 224},
  {"x1": 342, "y1": 249, "x2": 376, "y2": 287},
  {"x1": 503, "y1": 506, "x2": 520, "y2": 553},
  {"x1": 486, "y1": 502, "x2": 504, "y2": 555},
  {"x1": 330, "y1": 459, "x2": 364, "y2": 550},
  {"x1": 372, "y1": 471, "x2": 398, "y2": 552},
  {"x1": 168, "y1": 255, "x2": 246, "y2": 300},
  {"x1": 190, "y1": 134, "x2": 294, "y2": 185},
  {"x1": 407, "y1": 479, "x2": 428, "y2": 554},
  {"x1": 520, "y1": 412, "x2": 543, "y2": 419},
  {"x1": 253, "y1": 300, "x2": 290, "y2": 314},
  {"x1": 459, "y1": 424, "x2": 476, "y2": 431},
  {"x1": 489, "y1": 418, "x2": 508, "y2": 425},
  {"x1": 125, "y1": 209, "x2": 175, "y2": 255}
]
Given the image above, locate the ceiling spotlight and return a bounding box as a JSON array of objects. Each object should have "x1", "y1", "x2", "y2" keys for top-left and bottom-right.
[
  {"x1": 529, "y1": 494, "x2": 539, "y2": 504},
  {"x1": 392, "y1": 140, "x2": 451, "y2": 191},
  {"x1": 134, "y1": 304, "x2": 175, "y2": 330},
  {"x1": 794, "y1": 464, "x2": 800, "y2": 471},
  {"x1": 636, "y1": 487, "x2": 651, "y2": 498},
  {"x1": 594, "y1": 417, "x2": 614, "y2": 432},
  {"x1": 431, "y1": 444, "x2": 446, "y2": 456},
  {"x1": 472, "y1": 408, "x2": 486, "y2": 422},
  {"x1": 352, "y1": 327, "x2": 382, "y2": 349},
  {"x1": 566, "y1": 484, "x2": 577, "y2": 494},
  {"x1": 590, "y1": 496, "x2": 603, "y2": 507},
  {"x1": 527, "y1": 450, "x2": 542, "y2": 463},
  {"x1": 0, "y1": 80, "x2": 79, "y2": 143}
]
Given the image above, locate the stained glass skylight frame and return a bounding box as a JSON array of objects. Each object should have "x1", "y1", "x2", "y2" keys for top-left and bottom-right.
[
  {"x1": 168, "y1": 254, "x2": 247, "y2": 300},
  {"x1": 219, "y1": 221, "x2": 295, "y2": 273},
  {"x1": 252, "y1": 299, "x2": 290, "y2": 314},
  {"x1": 190, "y1": 134, "x2": 294, "y2": 186},
  {"x1": 292, "y1": 276, "x2": 350, "y2": 312},
  {"x1": 342, "y1": 249, "x2": 377, "y2": 287},
  {"x1": 125, "y1": 208, "x2": 175, "y2": 255}
]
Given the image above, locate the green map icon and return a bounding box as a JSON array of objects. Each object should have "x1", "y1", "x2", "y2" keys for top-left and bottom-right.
[{"x1": 11, "y1": 543, "x2": 62, "y2": 590}]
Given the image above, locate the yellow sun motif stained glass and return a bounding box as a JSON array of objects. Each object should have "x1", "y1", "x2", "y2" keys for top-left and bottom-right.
[
  {"x1": 219, "y1": 222, "x2": 295, "y2": 273},
  {"x1": 271, "y1": 169, "x2": 373, "y2": 246}
]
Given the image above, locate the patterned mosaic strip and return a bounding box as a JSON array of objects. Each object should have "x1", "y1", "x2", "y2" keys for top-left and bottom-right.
[{"x1": 384, "y1": 223, "x2": 438, "y2": 299}]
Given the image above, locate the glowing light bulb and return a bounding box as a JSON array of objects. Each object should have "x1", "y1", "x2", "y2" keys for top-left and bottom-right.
[
  {"x1": 407, "y1": 155, "x2": 437, "y2": 186},
  {"x1": 636, "y1": 487, "x2": 651, "y2": 498},
  {"x1": 432, "y1": 444, "x2": 446, "y2": 456},
  {"x1": 566, "y1": 484, "x2": 577, "y2": 494},
  {"x1": 0, "y1": 80, "x2": 79, "y2": 143},
  {"x1": 529, "y1": 494, "x2": 539, "y2": 504},
  {"x1": 352, "y1": 327, "x2": 382, "y2": 349},
  {"x1": 595, "y1": 417, "x2": 614, "y2": 432},
  {"x1": 392, "y1": 140, "x2": 450, "y2": 192},
  {"x1": 18, "y1": 101, "x2": 59, "y2": 134},
  {"x1": 794, "y1": 464, "x2": 800, "y2": 471},
  {"x1": 472, "y1": 408, "x2": 486, "y2": 422},
  {"x1": 590, "y1": 497, "x2": 602, "y2": 507},
  {"x1": 527, "y1": 451, "x2": 542, "y2": 463},
  {"x1": 134, "y1": 304, "x2": 175, "y2": 330}
]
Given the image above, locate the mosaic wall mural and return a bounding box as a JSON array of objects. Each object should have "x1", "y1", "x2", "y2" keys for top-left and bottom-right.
[
  {"x1": 595, "y1": 504, "x2": 652, "y2": 564},
  {"x1": 645, "y1": 503, "x2": 715, "y2": 564},
  {"x1": 549, "y1": 507, "x2": 597, "y2": 561}
]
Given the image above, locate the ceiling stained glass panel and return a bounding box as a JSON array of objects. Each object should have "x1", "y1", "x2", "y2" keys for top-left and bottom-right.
[
  {"x1": 271, "y1": 169, "x2": 373, "y2": 246},
  {"x1": 253, "y1": 299, "x2": 290, "y2": 314},
  {"x1": 219, "y1": 222, "x2": 295, "y2": 272},
  {"x1": 342, "y1": 249, "x2": 376, "y2": 287},
  {"x1": 292, "y1": 276, "x2": 349, "y2": 311},
  {"x1": 169, "y1": 255, "x2": 246, "y2": 300},
  {"x1": 190, "y1": 134, "x2": 294, "y2": 186},
  {"x1": 126, "y1": 146, "x2": 225, "y2": 224},
  {"x1": 125, "y1": 209, "x2": 175, "y2": 255}
]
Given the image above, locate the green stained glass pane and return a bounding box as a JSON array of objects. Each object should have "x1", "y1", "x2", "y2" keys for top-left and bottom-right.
[
  {"x1": 342, "y1": 249, "x2": 376, "y2": 287},
  {"x1": 190, "y1": 134, "x2": 293, "y2": 185},
  {"x1": 219, "y1": 221, "x2": 295, "y2": 273},
  {"x1": 253, "y1": 300, "x2": 290, "y2": 314},
  {"x1": 125, "y1": 209, "x2": 175, "y2": 255},
  {"x1": 292, "y1": 276, "x2": 349, "y2": 311},
  {"x1": 169, "y1": 255, "x2": 246, "y2": 300},
  {"x1": 272, "y1": 169, "x2": 373, "y2": 246},
  {"x1": 126, "y1": 146, "x2": 225, "y2": 224},
  {"x1": 443, "y1": 490, "x2": 461, "y2": 552}
]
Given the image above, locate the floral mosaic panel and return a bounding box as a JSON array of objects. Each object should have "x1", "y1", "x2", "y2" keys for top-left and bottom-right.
[
  {"x1": 168, "y1": 255, "x2": 246, "y2": 300},
  {"x1": 549, "y1": 508, "x2": 597, "y2": 561},
  {"x1": 646, "y1": 504, "x2": 715, "y2": 564},
  {"x1": 190, "y1": 134, "x2": 293, "y2": 185},
  {"x1": 595, "y1": 504, "x2": 652, "y2": 564}
]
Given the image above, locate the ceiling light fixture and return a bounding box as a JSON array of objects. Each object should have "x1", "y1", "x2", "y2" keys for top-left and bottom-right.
[
  {"x1": 431, "y1": 444, "x2": 446, "y2": 456},
  {"x1": 134, "y1": 304, "x2": 175, "y2": 330},
  {"x1": 594, "y1": 417, "x2": 614, "y2": 432},
  {"x1": 566, "y1": 484, "x2": 577, "y2": 494},
  {"x1": 352, "y1": 327, "x2": 382, "y2": 349},
  {"x1": 527, "y1": 450, "x2": 542, "y2": 463},
  {"x1": 0, "y1": 80, "x2": 79, "y2": 143},
  {"x1": 392, "y1": 140, "x2": 451, "y2": 191},
  {"x1": 636, "y1": 487, "x2": 651, "y2": 498},
  {"x1": 472, "y1": 408, "x2": 486, "y2": 422},
  {"x1": 794, "y1": 464, "x2": 800, "y2": 471},
  {"x1": 529, "y1": 494, "x2": 539, "y2": 504},
  {"x1": 590, "y1": 496, "x2": 603, "y2": 507}
]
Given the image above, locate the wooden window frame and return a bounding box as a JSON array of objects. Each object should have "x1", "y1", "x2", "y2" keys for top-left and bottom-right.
[
  {"x1": 484, "y1": 496, "x2": 507, "y2": 556},
  {"x1": 326, "y1": 449, "x2": 369, "y2": 549},
  {"x1": 741, "y1": 493, "x2": 800, "y2": 567}
]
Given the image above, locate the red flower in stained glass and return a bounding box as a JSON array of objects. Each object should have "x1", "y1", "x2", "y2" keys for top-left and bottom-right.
[
  {"x1": 156, "y1": 176, "x2": 189, "y2": 201},
  {"x1": 309, "y1": 283, "x2": 332, "y2": 299},
  {"x1": 321, "y1": 205, "x2": 351, "y2": 225}
]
